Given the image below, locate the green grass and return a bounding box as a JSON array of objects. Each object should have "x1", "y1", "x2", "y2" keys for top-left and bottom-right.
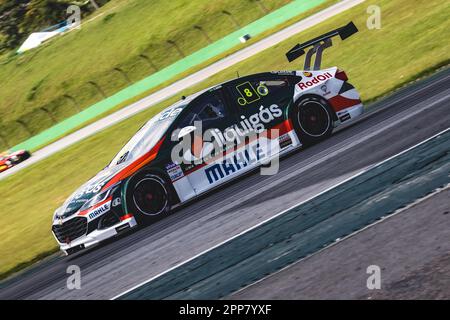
[
  {"x1": 0, "y1": 0, "x2": 292, "y2": 150},
  {"x1": 0, "y1": 0, "x2": 449, "y2": 279}
]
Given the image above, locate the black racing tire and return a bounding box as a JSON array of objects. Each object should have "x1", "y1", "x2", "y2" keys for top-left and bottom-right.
[
  {"x1": 291, "y1": 95, "x2": 334, "y2": 146},
  {"x1": 126, "y1": 173, "x2": 172, "y2": 224}
]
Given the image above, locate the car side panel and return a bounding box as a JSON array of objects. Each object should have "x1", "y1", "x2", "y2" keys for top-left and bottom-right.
[
  {"x1": 165, "y1": 73, "x2": 302, "y2": 202},
  {"x1": 293, "y1": 67, "x2": 363, "y2": 124}
]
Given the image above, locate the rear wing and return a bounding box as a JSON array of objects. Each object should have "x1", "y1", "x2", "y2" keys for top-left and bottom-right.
[{"x1": 285, "y1": 21, "x2": 358, "y2": 70}]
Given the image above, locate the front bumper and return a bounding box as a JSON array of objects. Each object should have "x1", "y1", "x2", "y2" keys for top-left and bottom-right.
[{"x1": 54, "y1": 215, "x2": 137, "y2": 255}]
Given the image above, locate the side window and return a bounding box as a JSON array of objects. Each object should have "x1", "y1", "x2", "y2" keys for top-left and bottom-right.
[
  {"x1": 178, "y1": 91, "x2": 227, "y2": 129},
  {"x1": 229, "y1": 76, "x2": 291, "y2": 108}
]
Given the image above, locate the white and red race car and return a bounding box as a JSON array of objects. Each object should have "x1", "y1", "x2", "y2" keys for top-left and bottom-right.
[
  {"x1": 52, "y1": 22, "x2": 364, "y2": 255},
  {"x1": 0, "y1": 150, "x2": 31, "y2": 173}
]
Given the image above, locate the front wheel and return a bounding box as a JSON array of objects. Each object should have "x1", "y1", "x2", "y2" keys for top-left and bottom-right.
[
  {"x1": 292, "y1": 96, "x2": 334, "y2": 146},
  {"x1": 126, "y1": 173, "x2": 171, "y2": 224}
]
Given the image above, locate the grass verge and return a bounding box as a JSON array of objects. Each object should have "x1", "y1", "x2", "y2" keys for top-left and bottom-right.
[
  {"x1": 25, "y1": 0, "x2": 339, "y2": 153},
  {"x1": 0, "y1": 0, "x2": 295, "y2": 149}
]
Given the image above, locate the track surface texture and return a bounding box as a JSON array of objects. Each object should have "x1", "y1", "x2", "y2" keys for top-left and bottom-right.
[
  {"x1": 0, "y1": 67, "x2": 449, "y2": 300},
  {"x1": 230, "y1": 187, "x2": 450, "y2": 300}
]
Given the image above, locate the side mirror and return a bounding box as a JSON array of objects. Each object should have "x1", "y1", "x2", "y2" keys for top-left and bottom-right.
[{"x1": 177, "y1": 125, "x2": 197, "y2": 140}]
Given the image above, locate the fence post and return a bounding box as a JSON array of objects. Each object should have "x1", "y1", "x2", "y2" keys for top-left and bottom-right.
[
  {"x1": 139, "y1": 54, "x2": 158, "y2": 72},
  {"x1": 194, "y1": 25, "x2": 212, "y2": 44},
  {"x1": 113, "y1": 67, "x2": 132, "y2": 84},
  {"x1": 64, "y1": 94, "x2": 81, "y2": 112},
  {"x1": 40, "y1": 107, "x2": 58, "y2": 124},
  {"x1": 87, "y1": 81, "x2": 107, "y2": 98},
  {"x1": 222, "y1": 10, "x2": 241, "y2": 29},
  {"x1": 167, "y1": 40, "x2": 185, "y2": 58},
  {"x1": 254, "y1": 0, "x2": 269, "y2": 14}
]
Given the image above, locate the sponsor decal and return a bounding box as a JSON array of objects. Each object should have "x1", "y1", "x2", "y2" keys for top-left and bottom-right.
[
  {"x1": 73, "y1": 182, "x2": 106, "y2": 199},
  {"x1": 205, "y1": 144, "x2": 264, "y2": 184},
  {"x1": 88, "y1": 201, "x2": 111, "y2": 220},
  {"x1": 158, "y1": 107, "x2": 183, "y2": 121},
  {"x1": 339, "y1": 112, "x2": 351, "y2": 122},
  {"x1": 297, "y1": 72, "x2": 333, "y2": 91},
  {"x1": 166, "y1": 162, "x2": 184, "y2": 182},
  {"x1": 171, "y1": 104, "x2": 283, "y2": 166},
  {"x1": 204, "y1": 104, "x2": 282, "y2": 161},
  {"x1": 112, "y1": 197, "x2": 121, "y2": 207},
  {"x1": 116, "y1": 224, "x2": 131, "y2": 232},
  {"x1": 278, "y1": 133, "x2": 292, "y2": 149},
  {"x1": 320, "y1": 84, "x2": 331, "y2": 96},
  {"x1": 236, "y1": 81, "x2": 261, "y2": 106},
  {"x1": 223, "y1": 104, "x2": 283, "y2": 137},
  {"x1": 256, "y1": 84, "x2": 269, "y2": 96},
  {"x1": 303, "y1": 71, "x2": 313, "y2": 77}
]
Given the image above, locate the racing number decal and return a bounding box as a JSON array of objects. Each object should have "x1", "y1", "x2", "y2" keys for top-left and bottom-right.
[
  {"x1": 236, "y1": 81, "x2": 259, "y2": 106},
  {"x1": 236, "y1": 81, "x2": 270, "y2": 106},
  {"x1": 236, "y1": 82, "x2": 257, "y2": 106}
]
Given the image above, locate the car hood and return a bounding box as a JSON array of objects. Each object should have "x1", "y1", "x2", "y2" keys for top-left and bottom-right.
[{"x1": 56, "y1": 163, "x2": 128, "y2": 218}]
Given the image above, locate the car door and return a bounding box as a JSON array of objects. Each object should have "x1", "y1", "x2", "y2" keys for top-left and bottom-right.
[
  {"x1": 170, "y1": 87, "x2": 239, "y2": 195},
  {"x1": 223, "y1": 73, "x2": 296, "y2": 169}
]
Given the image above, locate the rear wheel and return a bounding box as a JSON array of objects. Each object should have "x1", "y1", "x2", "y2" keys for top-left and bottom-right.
[
  {"x1": 292, "y1": 96, "x2": 334, "y2": 146},
  {"x1": 127, "y1": 173, "x2": 171, "y2": 224}
]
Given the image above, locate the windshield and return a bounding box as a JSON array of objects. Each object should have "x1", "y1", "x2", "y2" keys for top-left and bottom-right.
[{"x1": 109, "y1": 105, "x2": 184, "y2": 167}]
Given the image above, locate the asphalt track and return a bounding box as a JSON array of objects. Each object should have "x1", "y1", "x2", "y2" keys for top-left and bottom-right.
[
  {"x1": 116, "y1": 128, "x2": 450, "y2": 299},
  {"x1": 0, "y1": 0, "x2": 365, "y2": 181},
  {"x1": 230, "y1": 187, "x2": 450, "y2": 300},
  {"x1": 0, "y1": 67, "x2": 449, "y2": 300}
]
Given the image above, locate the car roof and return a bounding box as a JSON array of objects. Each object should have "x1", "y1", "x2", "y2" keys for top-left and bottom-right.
[
  {"x1": 159, "y1": 71, "x2": 290, "y2": 114},
  {"x1": 157, "y1": 86, "x2": 214, "y2": 115}
]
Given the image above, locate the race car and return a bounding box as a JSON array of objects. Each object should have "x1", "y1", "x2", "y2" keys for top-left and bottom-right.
[
  {"x1": 52, "y1": 22, "x2": 364, "y2": 255},
  {"x1": 0, "y1": 150, "x2": 31, "y2": 173}
]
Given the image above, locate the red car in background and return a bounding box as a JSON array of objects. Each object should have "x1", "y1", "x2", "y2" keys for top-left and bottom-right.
[{"x1": 0, "y1": 150, "x2": 31, "y2": 173}]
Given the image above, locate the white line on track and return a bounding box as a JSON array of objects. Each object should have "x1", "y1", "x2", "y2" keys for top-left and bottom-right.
[{"x1": 111, "y1": 124, "x2": 450, "y2": 300}]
